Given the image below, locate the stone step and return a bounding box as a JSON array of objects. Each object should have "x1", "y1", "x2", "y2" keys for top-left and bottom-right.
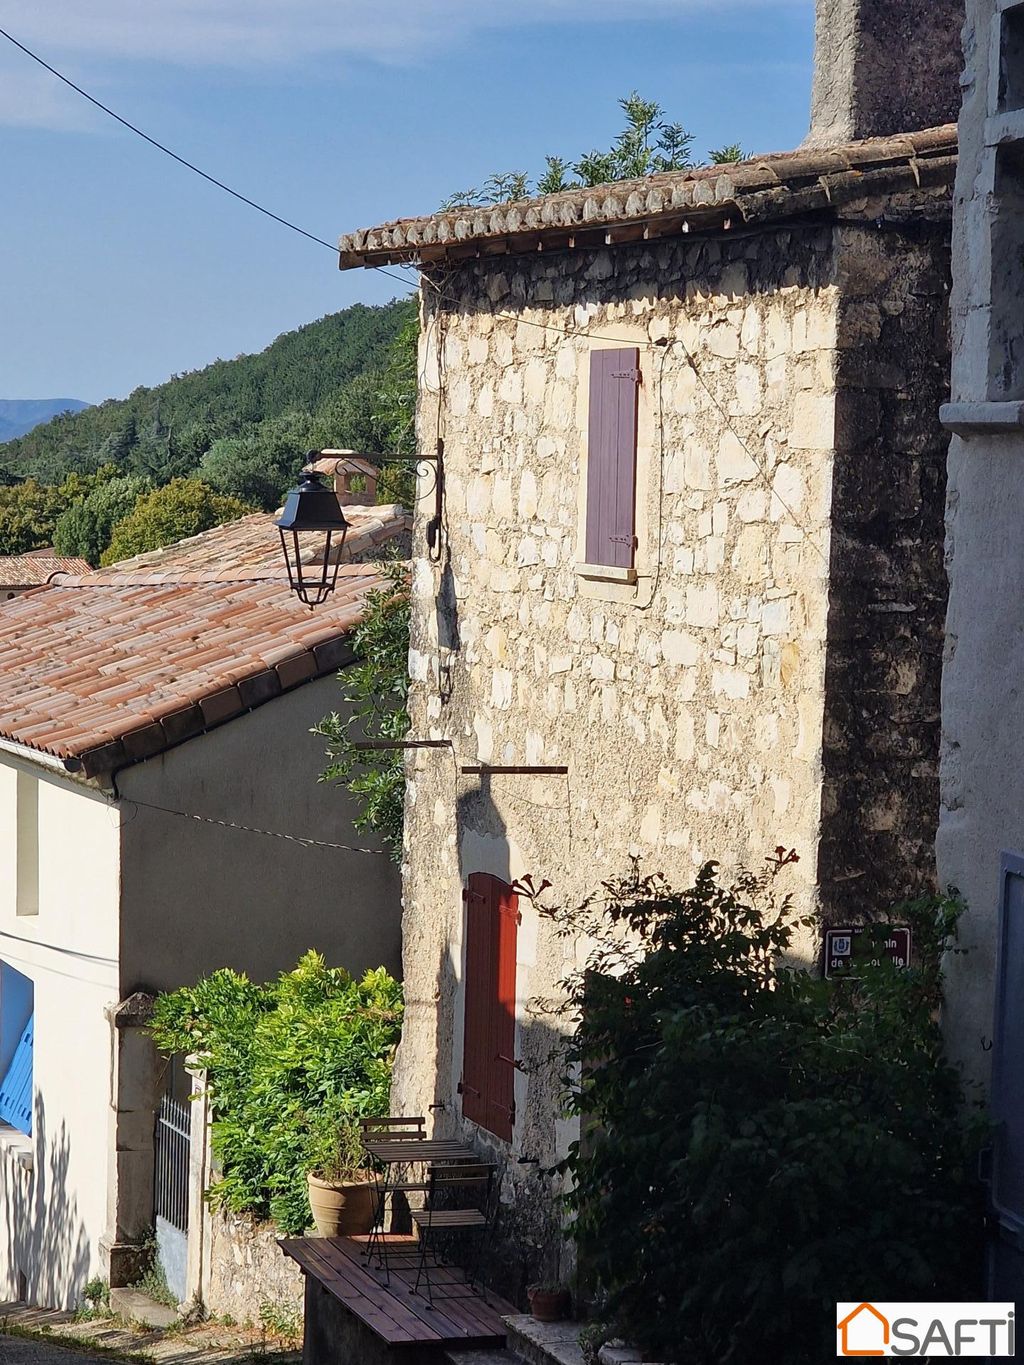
[
  {"x1": 502, "y1": 1314, "x2": 585, "y2": 1365},
  {"x1": 108, "y1": 1288, "x2": 180, "y2": 1329},
  {"x1": 442, "y1": 1351, "x2": 517, "y2": 1365}
]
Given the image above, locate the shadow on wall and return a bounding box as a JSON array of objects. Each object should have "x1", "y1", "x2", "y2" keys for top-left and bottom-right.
[
  {"x1": 424, "y1": 775, "x2": 571, "y2": 1307},
  {"x1": 0, "y1": 1095, "x2": 91, "y2": 1309}
]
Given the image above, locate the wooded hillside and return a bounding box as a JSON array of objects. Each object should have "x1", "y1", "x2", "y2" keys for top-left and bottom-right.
[{"x1": 0, "y1": 299, "x2": 415, "y2": 487}]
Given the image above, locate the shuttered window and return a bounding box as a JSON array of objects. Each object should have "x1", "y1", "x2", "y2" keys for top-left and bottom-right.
[
  {"x1": 461, "y1": 873, "x2": 519, "y2": 1142},
  {"x1": 585, "y1": 347, "x2": 640, "y2": 569},
  {"x1": 0, "y1": 1014, "x2": 33, "y2": 1136}
]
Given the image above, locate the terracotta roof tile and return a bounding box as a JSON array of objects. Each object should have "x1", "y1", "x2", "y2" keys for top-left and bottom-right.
[
  {"x1": 53, "y1": 503, "x2": 411, "y2": 587},
  {"x1": 0, "y1": 555, "x2": 92, "y2": 587},
  {"x1": 337, "y1": 126, "x2": 958, "y2": 269},
  {"x1": 0, "y1": 519, "x2": 398, "y2": 777}
]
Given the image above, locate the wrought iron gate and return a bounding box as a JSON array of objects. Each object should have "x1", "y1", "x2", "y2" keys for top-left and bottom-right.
[{"x1": 154, "y1": 1093, "x2": 190, "y2": 1233}]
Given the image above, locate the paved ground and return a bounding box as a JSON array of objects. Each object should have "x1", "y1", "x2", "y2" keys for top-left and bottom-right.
[
  {"x1": 0, "y1": 1336, "x2": 113, "y2": 1365},
  {"x1": 0, "y1": 1303, "x2": 300, "y2": 1365}
]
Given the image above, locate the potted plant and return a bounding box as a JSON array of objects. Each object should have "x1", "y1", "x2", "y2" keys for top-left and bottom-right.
[
  {"x1": 306, "y1": 1120, "x2": 376, "y2": 1237},
  {"x1": 527, "y1": 1282, "x2": 573, "y2": 1322}
]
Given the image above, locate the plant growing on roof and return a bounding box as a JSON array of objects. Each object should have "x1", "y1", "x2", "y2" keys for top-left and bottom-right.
[
  {"x1": 149, "y1": 951, "x2": 402, "y2": 1236},
  {"x1": 443, "y1": 91, "x2": 734, "y2": 206},
  {"x1": 552, "y1": 858, "x2": 987, "y2": 1364},
  {"x1": 315, "y1": 557, "x2": 410, "y2": 859}
]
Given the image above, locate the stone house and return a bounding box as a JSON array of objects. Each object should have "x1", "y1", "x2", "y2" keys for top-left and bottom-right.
[
  {"x1": 0, "y1": 502, "x2": 407, "y2": 1309},
  {"x1": 939, "y1": 0, "x2": 1024, "y2": 1296},
  {"x1": 336, "y1": 0, "x2": 961, "y2": 1291}
]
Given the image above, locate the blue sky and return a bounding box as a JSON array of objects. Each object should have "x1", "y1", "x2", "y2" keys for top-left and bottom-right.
[{"x1": 0, "y1": 1, "x2": 814, "y2": 403}]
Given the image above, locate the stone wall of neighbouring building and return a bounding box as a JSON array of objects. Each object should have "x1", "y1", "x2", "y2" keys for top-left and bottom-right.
[
  {"x1": 203, "y1": 1207, "x2": 304, "y2": 1325},
  {"x1": 394, "y1": 198, "x2": 950, "y2": 1296}
]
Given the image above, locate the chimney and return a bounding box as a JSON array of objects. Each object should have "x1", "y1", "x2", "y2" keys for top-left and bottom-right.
[
  {"x1": 314, "y1": 449, "x2": 380, "y2": 506},
  {"x1": 806, "y1": 0, "x2": 964, "y2": 146}
]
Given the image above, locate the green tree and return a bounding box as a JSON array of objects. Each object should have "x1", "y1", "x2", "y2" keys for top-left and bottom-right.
[
  {"x1": 445, "y1": 92, "x2": 714, "y2": 205},
  {"x1": 0, "y1": 480, "x2": 67, "y2": 555},
  {"x1": 101, "y1": 478, "x2": 251, "y2": 565},
  {"x1": 0, "y1": 466, "x2": 118, "y2": 555},
  {"x1": 0, "y1": 299, "x2": 415, "y2": 488},
  {"x1": 202, "y1": 410, "x2": 316, "y2": 511},
  {"x1": 316, "y1": 561, "x2": 410, "y2": 858},
  {"x1": 53, "y1": 474, "x2": 152, "y2": 566},
  {"x1": 710, "y1": 143, "x2": 747, "y2": 164},
  {"x1": 556, "y1": 862, "x2": 986, "y2": 1363}
]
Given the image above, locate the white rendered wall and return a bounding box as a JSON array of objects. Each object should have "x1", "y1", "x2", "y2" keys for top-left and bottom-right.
[
  {"x1": 0, "y1": 758, "x2": 120, "y2": 1308},
  {"x1": 939, "y1": 0, "x2": 1019, "y2": 1084}
]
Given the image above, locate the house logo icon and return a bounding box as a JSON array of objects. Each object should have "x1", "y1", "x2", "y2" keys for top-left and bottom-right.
[{"x1": 837, "y1": 1302, "x2": 890, "y2": 1356}]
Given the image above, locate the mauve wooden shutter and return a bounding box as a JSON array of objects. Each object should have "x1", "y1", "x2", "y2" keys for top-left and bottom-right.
[
  {"x1": 487, "y1": 882, "x2": 519, "y2": 1143},
  {"x1": 461, "y1": 874, "x2": 493, "y2": 1130},
  {"x1": 585, "y1": 348, "x2": 640, "y2": 569}
]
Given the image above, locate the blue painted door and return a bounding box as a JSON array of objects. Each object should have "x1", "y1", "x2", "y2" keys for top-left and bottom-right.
[{"x1": 0, "y1": 1014, "x2": 33, "y2": 1135}]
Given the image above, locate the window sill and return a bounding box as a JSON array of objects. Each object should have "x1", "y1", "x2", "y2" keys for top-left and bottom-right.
[
  {"x1": 575, "y1": 562, "x2": 638, "y2": 585},
  {"x1": 0, "y1": 1121, "x2": 33, "y2": 1170},
  {"x1": 940, "y1": 401, "x2": 1024, "y2": 435}
]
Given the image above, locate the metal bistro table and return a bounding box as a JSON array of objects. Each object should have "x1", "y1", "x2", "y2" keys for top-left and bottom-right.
[{"x1": 363, "y1": 1137, "x2": 477, "y2": 1284}]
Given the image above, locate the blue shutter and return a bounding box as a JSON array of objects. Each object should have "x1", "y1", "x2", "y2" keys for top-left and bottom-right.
[
  {"x1": 992, "y1": 856, "x2": 1024, "y2": 1227},
  {"x1": 0, "y1": 1013, "x2": 33, "y2": 1136}
]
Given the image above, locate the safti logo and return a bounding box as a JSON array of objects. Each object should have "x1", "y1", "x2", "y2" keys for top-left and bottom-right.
[{"x1": 836, "y1": 1303, "x2": 1015, "y2": 1356}]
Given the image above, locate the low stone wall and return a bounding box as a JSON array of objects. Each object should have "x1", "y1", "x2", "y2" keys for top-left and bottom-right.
[{"x1": 203, "y1": 1206, "x2": 304, "y2": 1325}]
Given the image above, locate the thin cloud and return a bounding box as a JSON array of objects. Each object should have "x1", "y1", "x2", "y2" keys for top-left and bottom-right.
[
  {"x1": 0, "y1": 56, "x2": 100, "y2": 131},
  {"x1": 0, "y1": 0, "x2": 809, "y2": 69}
]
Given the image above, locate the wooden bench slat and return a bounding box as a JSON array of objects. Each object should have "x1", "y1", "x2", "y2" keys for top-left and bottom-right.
[
  {"x1": 281, "y1": 1235, "x2": 514, "y2": 1348},
  {"x1": 316, "y1": 1238, "x2": 475, "y2": 1342},
  {"x1": 298, "y1": 1241, "x2": 437, "y2": 1344},
  {"x1": 281, "y1": 1239, "x2": 442, "y2": 1344}
]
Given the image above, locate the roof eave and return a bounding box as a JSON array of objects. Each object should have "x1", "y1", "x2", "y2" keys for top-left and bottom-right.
[{"x1": 337, "y1": 127, "x2": 958, "y2": 272}]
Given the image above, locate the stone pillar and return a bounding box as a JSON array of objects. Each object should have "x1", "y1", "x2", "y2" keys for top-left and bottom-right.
[
  {"x1": 184, "y1": 1065, "x2": 213, "y2": 1307},
  {"x1": 100, "y1": 993, "x2": 160, "y2": 1288},
  {"x1": 806, "y1": 0, "x2": 964, "y2": 146}
]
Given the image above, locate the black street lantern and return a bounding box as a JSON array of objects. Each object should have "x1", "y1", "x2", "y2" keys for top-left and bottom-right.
[{"x1": 276, "y1": 459, "x2": 350, "y2": 608}]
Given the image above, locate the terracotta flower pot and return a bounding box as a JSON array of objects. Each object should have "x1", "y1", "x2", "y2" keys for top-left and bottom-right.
[
  {"x1": 528, "y1": 1286, "x2": 572, "y2": 1322},
  {"x1": 307, "y1": 1172, "x2": 376, "y2": 1237}
]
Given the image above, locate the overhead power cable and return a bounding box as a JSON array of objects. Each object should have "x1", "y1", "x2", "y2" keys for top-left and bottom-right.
[
  {"x1": 1, "y1": 22, "x2": 825, "y2": 559},
  {"x1": 0, "y1": 23, "x2": 417, "y2": 293}
]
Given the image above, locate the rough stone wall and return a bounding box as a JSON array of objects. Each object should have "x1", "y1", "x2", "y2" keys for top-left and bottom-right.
[
  {"x1": 807, "y1": 0, "x2": 964, "y2": 145},
  {"x1": 394, "y1": 204, "x2": 951, "y2": 1296},
  {"x1": 203, "y1": 1208, "x2": 304, "y2": 1325},
  {"x1": 396, "y1": 229, "x2": 843, "y2": 1296},
  {"x1": 819, "y1": 222, "x2": 952, "y2": 918}
]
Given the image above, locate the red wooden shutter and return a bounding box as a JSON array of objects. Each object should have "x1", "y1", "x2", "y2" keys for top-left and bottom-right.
[
  {"x1": 461, "y1": 873, "x2": 519, "y2": 1142},
  {"x1": 585, "y1": 348, "x2": 640, "y2": 569},
  {"x1": 462, "y1": 873, "x2": 493, "y2": 1130},
  {"x1": 488, "y1": 882, "x2": 519, "y2": 1143}
]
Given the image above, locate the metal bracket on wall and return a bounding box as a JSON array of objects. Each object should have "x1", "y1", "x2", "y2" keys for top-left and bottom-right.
[
  {"x1": 459, "y1": 765, "x2": 569, "y2": 776},
  {"x1": 352, "y1": 739, "x2": 454, "y2": 751}
]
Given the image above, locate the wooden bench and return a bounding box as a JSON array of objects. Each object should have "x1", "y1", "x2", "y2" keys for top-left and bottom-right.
[{"x1": 280, "y1": 1234, "x2": 514, "y2": 1356}]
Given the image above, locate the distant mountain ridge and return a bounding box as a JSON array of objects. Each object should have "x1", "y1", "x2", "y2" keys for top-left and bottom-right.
[{"x1": 0, "y1": 399, "x2": 89, "y2": 443}]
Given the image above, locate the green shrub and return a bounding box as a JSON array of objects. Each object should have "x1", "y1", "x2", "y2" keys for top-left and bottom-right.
[
  {"x1": 316, "y1": 560, "x2": 409, "y2": 858},
  {"x1": 101, "y1": 477, "x2": 250, "y2": 565},
  {"x1": 149, "y1": 952, "x2": 402, "y2": 1235},
  {"x1": 557, "y1": 860, "x2": 987, "y2": 1365},
  {"x1": 53, "y1": 474, "x2": 151, "y2": 565}
]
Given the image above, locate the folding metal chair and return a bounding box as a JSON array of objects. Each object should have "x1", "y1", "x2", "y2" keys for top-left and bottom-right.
[
  {"x1": 361, "y1": 1116, "x2": 427, "y2": 1276},
  {"x1": 360, "y1": 1115, "x2": 427, "y2": 1144},
  {"x1": 411, "y1": 1162, "x2": 496, "y2": 1307}
]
